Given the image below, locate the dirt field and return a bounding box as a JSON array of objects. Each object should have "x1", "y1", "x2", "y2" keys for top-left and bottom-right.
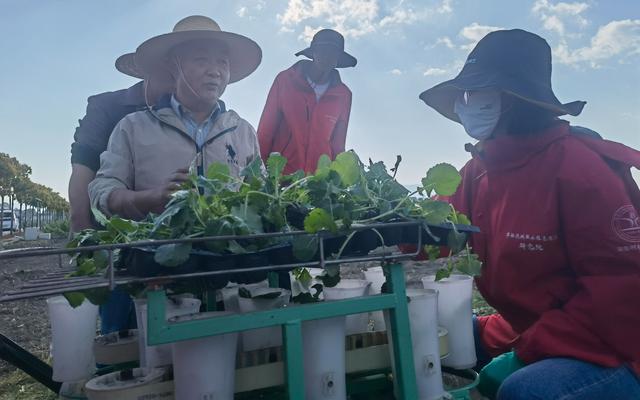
[{"x1": 0, "y1": 239, "x2": 491, "y2": 399}]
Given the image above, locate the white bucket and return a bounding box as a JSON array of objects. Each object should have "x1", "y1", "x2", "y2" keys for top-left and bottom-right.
[
  {"x1": 84, "y1": 367, "x2": 167, "y2": 400},
  {"x1": 393, "y1": 289, "x2": 447, "y2": 400},
  {"x1": 237, "y1": 288, "x2": 290, "y2": 351},
  {"x1": 422, "y1": 275, "x2": 476, "y2": 369},
  {"x1": 328, "y1": 279, "x2": 370, "y2": 335},
  {"x1": 302, "y1": 279, "x2": 370, "y2": 400},
  {"x1": 134, "y1": 296, "x2": 201, "y2": 368},
  {"x1": 47, "y1": 296, "x2": 98, "y2": 382},
  {"x1": 363, "y1": 267, "x2": 386, "y2": 331},
  {"x1": 171, "y1": 312, "x2": 238, "y2": 400}
]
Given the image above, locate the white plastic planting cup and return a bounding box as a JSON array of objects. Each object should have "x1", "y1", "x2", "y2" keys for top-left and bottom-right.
[
  {"x1": 289, "y1": 268, "x2": 325, "y2": 299},
  {"x1": 302, "y1": 279, "x2": 370, "y2": 400},
  {"x1": 171, "y1": 312, "x2": 238, "y2": 400},
  {"x1": 400, "y1": 289, "x2": 447, "y2": 400},
  {"x1": 134, "y1": 296, "x2": 201, "y2": 368},
  {"x1": 46, "y1": 296, "x2": 98, "y2": 382},
  {"x1": 363, "y1": 267, "x2": 387, "y2": 331},
  {"x1": 221, "y1": 280, "x2": 269, "y2": 313},
  {"x1": 238, "y1": 288, "x2": 290, "y2": 351},
  {"x1": 334, "y1": 279, "x2": 371, "y2": 335},
  {"x1": 422, "y1": 274, "x2": 476, "y2": 369}
]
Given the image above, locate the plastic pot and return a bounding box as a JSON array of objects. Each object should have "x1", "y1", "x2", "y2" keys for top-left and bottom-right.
[
  {"x1": 84, "y1": 367, "x2": 167, "y2": 400},
  {"x1": 363, "y1": 267, "x2": 386, "y2": 331},
  {"x1": 46, "y1": 296, "x2": 98, "y2": 382},
  {"x1": 302, "y1": 279, "x2": 370, "y2": 400},
  {"x1": 133, "y1": 296, "x2": 201, "y2": 368},
  {"x1": 237, "y1": 288, "x2": 291, "y2": 351},
  {"x1": 171, "y1": 312, "x2": 238, "y2": 400},
  {"x1": 386, "y1": 289, "x2": 447, "y2": 400},
  {"x1": 93, "y1": 329, "x2": 139, "y2": 365},
  {"x1": 422, "y1": 275, "x2": 476, "y2": 369}
]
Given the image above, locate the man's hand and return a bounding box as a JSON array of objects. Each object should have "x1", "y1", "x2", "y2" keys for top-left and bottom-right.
[
  {"x1": 145, "y1": 168, "x2": 190, "y2": 213},
  {"x1": 106, "y1": 168, "x2": 190, "y2": 220}
]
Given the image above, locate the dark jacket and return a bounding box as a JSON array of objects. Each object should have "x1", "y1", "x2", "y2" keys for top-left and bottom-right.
[{"x1": 70, "y1": 81, "x2": 146, "y2": 171}]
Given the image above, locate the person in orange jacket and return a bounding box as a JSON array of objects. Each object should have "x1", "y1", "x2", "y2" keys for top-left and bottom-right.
[{"x1": 257, "y1": 29, "x2": 356, "y2": 174}]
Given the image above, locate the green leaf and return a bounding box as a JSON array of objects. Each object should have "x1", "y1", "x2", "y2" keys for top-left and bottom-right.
[
  {"x1": 424, "y1": 245, "x2": 441, "y2": 261},
  {"x1": 315, "y1": 154, "x2": 332, "y2": 178},
  {"x1": 447, "y1": 229, "x2": 468, "y2": 254},
  {"x1": 292, "y1": 235, "x2": 318, "y2": 261},
  {"x1": 304, "y1": 208, "x2": 338, "y2": 233},
  {"x1": 109, "y1": 217, "x2": 137, "y2": 233},
  {"x1": 206, "y1": 162, "x2": 231, "y2": 182},
  {"x1": 330, "y1": 152, "x2": 360, "y2": 186},
  {"x1": 228, "y1": 240, "x2": 247, "y2": 254},
  {"x1": 154, "y1": 242, "x2": 192, "y2": 267},
  {"x1": 435, "y1": 268, "x2": 451, "y2": 281},
  {"x1": 84, "y1": 288, "x2": 111, "y2": 305},
  {"x1": 318, "y1": 272, "x2": 341, "y2": 288},
  {"x1": 267, "y1": 153, "x2": 287, "y2": 180},
  {"x1": 454, "y1": 253, "x2": 483, "y2": 277},
  {"x1": 241, "y1": 157, "x2": 264, "y2": 181},
  {"x1": 231, "y1": 204, "x2": 263, "y2": 233},
  {"x1": 454, "y1": 211, "x2": 471, "y2": 226},
  {"x1": 91, "y1": 207, "x2": 108, "y2": 227},
  {"x1": 421, "y1": 163, "x2": 461, "y2": 197},
  {"x1": 292, "y1": 267, "x2": 313, "y2": 287},
  {"x1": 76, "y1": 258, "x2": 97, "y2": 276},
  {"x1": 92, "y1": 250, "x2": 110, "y2": 270},
  {"x1": 63, "y1": 292, "x2": 85, "y2": 308},
  {"x1": 420, "y1": 200, "x2": 453, "y2": 225}
]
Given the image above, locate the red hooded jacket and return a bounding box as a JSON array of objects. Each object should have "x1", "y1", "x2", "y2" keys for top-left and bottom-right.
[
  {"x1": 449, "y1": 121, "x2": 640, "y2": 374},
  {"x1": 257, "y1": 60, "x2": 352, "y2": 174}
]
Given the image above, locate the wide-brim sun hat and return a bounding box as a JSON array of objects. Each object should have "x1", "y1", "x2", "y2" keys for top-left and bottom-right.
[
  {"x1": 295, "y1": 29, "x2": 357, "y2": 68},
  {"x1": 134, "y1": 15, "x2": 262, "y2": 83},
  {"x1": 115, "y1": 52, "x2": 144, "y2": 79},
  {"x1": 419, "y1": 29, "x2": 585, "y2": 123}
]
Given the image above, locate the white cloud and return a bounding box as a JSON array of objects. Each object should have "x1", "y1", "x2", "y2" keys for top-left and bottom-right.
[
  {"x1": 278, "y1": 0, "x2": 453, "y2": 39},
  {"x1": 554, "y1": 19, "x2": 640, "y2": 67},
  {"x1": 434, "y1": 36, "x2": 455, "y2": 49},
  {"x1": 532, "y1": 0, "x2": 589, "y2": 37},
  {"x1": 237, "y1": 6, "x2": 248, "y2": 18},
  {"x1": 423, "y1": 67, "x2": 449, "y2": 76},
  {"x1": 390, "y1": 68, "x2": 403, "y2": 75},
  {"x1": 458, "y1": 22, "x2": 504, "y2": 50}
]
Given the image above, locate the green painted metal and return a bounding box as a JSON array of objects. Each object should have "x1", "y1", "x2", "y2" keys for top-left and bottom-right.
[
  {"x1": 384, "y1": 264, "x2": 419, "y2": 399},
  {"x1": 283, "y1": 320, "x2": 305, "y2": 400},
  {"x1": 145, "y1": 262, "x2": 421, "y2": 399}
]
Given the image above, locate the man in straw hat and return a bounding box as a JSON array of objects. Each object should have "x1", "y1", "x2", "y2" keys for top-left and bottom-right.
[
  {"x1": 89, "y1": 15, "x2": 262, "y2": 220},
  {"x1": 420, "y1": 29, "x2": 640, "y2": 399},
  {"x1": 257, "y1": 29, "x2": 356, "y2": 174},
  {"x1": 69, "y1": 53, "x2": 172, "y2": 233}
]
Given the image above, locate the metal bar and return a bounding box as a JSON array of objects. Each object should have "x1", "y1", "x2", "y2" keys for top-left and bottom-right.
[
  {"x1": 108, "y1": 250, "x2": 115, "y2": 291},
  {"x1": 1, "y1": 283, "x2": 111, "y2": 301},
  {"x1": 385, "y1": 263, "x2": 418, "y2": 400},
  {"x1": 0, "y1": 220, "x2": 427, "y2": 260},
  {"x1": 283, "y1": 320, "x2": 305, "y2": 400},
  {"x1": 146, "y1": 291, "x2": 398, "y2": 346}
]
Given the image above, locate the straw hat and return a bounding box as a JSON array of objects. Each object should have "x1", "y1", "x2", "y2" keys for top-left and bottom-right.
[{"x1": 134, "y1": 15, "x2": 262, "y2": 83}]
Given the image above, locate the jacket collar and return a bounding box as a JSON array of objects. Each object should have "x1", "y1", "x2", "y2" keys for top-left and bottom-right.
[
  {"x1": 150, "y1": 95, "x2": 236, "y2": 143},
  {"x1": 288, "y1": 60, "x2": 345, "y2": 95},
  {"x1": 473, "y1": 120, "x2": 570, "y2": 171}
]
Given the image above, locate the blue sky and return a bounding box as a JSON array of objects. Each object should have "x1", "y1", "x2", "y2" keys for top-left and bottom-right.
[{"x1": 0, "y1": 0, "x2": 638, "y2": 199}]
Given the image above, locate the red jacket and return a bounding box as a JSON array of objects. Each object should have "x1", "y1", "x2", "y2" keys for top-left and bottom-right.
[
  {"x1": 257, "y1": 61, "x2": 352, "y2": 174},
  {"x1": 450, "y1": 121, "x2": 640, "y2": 374}
]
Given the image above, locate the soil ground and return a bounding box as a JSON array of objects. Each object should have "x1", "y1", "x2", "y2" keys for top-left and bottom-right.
[{"x1": 0, "y1": 239, "x2": 491, "y2": 399}]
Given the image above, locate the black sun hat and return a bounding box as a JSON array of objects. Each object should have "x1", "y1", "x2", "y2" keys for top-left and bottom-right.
[
  {"x1": 295, "y1": 29, "x2": 357, "y2": 68},
  {"x1": 419, "y1": 29, "x2": 586, "y2": 123}
]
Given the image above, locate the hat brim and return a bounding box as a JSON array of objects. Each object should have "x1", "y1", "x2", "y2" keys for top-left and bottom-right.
[
  {"x1": 115, "y1": 53, "x2": 145, "y2": 79},
  {"x1": 419, "y1": 71, "x2": 585, "y2": 122},
  {"x1": 295, "y1": 47, "x2": 357, "y2": 68},
  {"x1": 136, "y1": 30, "x2": 262, "y2": 83}
]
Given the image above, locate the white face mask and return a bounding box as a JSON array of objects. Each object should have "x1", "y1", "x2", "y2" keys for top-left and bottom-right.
[{"x1": 454, "y1": 90, "x2": 502, "y2": 140}]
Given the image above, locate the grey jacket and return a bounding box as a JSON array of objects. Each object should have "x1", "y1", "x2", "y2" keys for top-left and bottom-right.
[{"x1": 89, "y1": 100, "x2": 261, "y2": 216}]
